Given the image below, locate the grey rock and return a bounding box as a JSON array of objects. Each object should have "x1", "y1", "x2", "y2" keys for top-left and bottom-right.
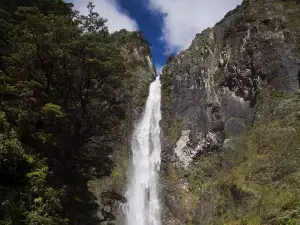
[
  {"x1": 161, "y1": 0, "x2": 300, "y2": 224},
  {"x1": 224, "y1": 118, "x2": 246, "y2": 137}
]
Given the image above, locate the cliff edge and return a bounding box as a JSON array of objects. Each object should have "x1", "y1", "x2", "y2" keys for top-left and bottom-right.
[{"x1": 161, "y1": 0, "x2": 300, "y2": 224}]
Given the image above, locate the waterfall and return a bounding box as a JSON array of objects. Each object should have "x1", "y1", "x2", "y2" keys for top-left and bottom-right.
[{"x1": 125, "y1": 77, "x2": 162, "y2": 225}]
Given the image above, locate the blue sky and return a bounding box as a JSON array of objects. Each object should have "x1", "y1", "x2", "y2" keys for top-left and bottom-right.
[
  {"x1": 68, "y1": 0, "x2": 242, "y2": 72},
  {"x1": 116, "y1": 0, "x2": 166, "y2": 70}
]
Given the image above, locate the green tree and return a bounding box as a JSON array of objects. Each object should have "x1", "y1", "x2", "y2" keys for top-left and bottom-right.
[{"x1": 0, "y1": 1, "x2": 133, "y2": 224}]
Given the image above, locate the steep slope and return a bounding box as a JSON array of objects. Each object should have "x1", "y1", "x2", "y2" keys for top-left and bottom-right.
[
  {"x1": 161, "y1": 0, "x2": 300, "y2": 224},
  {"x1": 0, "y1": 1, "x2": 155, "y2": 223},
  {"x1": 89, "y1": 30, "x2": 156, "y2": 223}
]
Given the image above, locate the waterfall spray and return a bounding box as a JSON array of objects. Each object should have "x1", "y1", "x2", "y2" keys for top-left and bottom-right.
[{"x1": 126, "y1": 77, "x2": 162, "y2": 225}]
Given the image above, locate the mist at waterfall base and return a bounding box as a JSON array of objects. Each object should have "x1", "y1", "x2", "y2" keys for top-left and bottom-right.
[{"x1": 125, "y1": 77, "x2": 162, "y2": 225}]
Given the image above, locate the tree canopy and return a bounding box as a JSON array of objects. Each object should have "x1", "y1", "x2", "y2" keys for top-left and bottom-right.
[{"x1": 0, "y1": 1, "x2": 146, "y2": 224}]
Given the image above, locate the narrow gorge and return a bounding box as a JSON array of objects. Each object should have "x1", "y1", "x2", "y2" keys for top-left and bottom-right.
[{"x1": 1, "y1": 0, "x2": 300, "y2": 224}]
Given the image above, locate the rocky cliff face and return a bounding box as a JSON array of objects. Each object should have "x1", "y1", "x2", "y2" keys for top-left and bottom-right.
[{"x1": 161, "y1": 0, "x2": 300, "y2": 224}]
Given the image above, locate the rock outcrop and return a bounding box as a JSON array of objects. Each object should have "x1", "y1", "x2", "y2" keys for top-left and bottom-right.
[{"x1": 161, "y1": 0, "x2": 300, "y2": 224}]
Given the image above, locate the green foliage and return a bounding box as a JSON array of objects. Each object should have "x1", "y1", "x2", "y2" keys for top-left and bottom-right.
[
  {"x1": 213, "y1": 69, "x2": 224, "y2": 85},
  {"x1": 163, "y1": 87, "x2": 300, "y2": 224},
  {"x1": 280, "y1": 0, "x2": 300, "y2": 54},
  {"x1": 276, "y1": 218, "x2": 297, "y2": 225},
  {"x1": 0, "y1": 0, "x2": 149, "y2": 224},
  {"x1": 42, "y1": 103, "x2": 65, "y2": 118},
  {"x1": 111, "y1": 29, "x2": 151, "y2": 55},
  {"x1": 275, "y1": 201, "x2": 300, "y2": 225},
  {"x1": 169, "y1": 118, "x2": 182, "y2": 145},
  {"x1": 210, "y1": 89, "x2": 300, "y2": 224},
  {"x1": 0, "y1": 112, "x2": 65, "y2": 224},
  {"x1": 161, "y1": 69, "x2": 172, "y2": 107},
  {"x1": 187, "y1": 215, "x2": 193, "y2": 225},
  {"x1": 187, "y1": 156, "x2": 219, "y2": 194}
]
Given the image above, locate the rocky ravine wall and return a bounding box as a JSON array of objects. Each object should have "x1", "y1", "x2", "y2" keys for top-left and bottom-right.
[{"x1": 161, "y1": 0, "x2": 300, "y2": 224}]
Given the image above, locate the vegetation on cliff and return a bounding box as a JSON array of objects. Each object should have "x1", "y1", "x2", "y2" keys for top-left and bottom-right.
[
  {"x1": 0, "y1": 0, "x2": 151, "y2": 224},
  {"x1": 214, "y1": 90, "x2": 300, "y2": 225},
  {"x1": 162, "y1": 89, "x2": 300, "y2": 225},
  {"x1": 161, "y1": 0, "x2": 300, "y2": 224}
]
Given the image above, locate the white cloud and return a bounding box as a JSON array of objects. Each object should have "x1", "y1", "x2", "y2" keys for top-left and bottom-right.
[
  {"x1": 156, "y1": 65, "x2": 164, "y2": 75},
  {"x1": 147, "y1": 0, "x2": 243, "y2": 53},
  {"x1": 72, "y1": 0, "x2": 138, "y2": 33}
]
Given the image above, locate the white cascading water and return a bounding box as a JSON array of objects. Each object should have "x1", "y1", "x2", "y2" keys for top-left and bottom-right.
[{"x1": 125, "y1": 77, "x2": 162, "y2": 225}]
